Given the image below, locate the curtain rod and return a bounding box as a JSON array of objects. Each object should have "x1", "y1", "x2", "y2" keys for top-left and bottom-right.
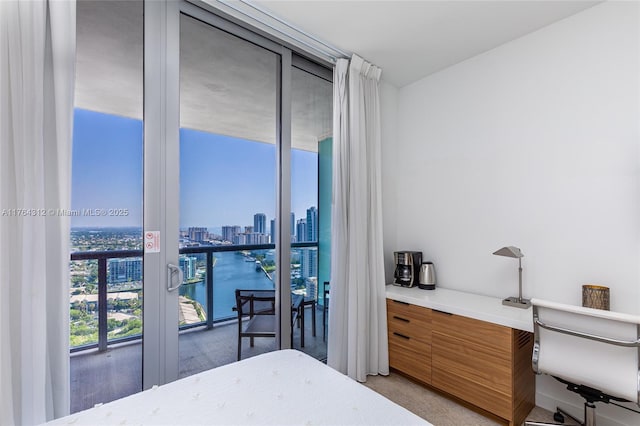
[
  {"x1": 238, "y1": 0, "x2": 351, "y2": 58},
  {"x1": 216, "y1": 0, "x2": 350, "y2": 63}
]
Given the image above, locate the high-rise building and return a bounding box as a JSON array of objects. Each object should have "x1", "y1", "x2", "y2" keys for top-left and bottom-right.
[
  {"x1": 270, "y1": 219, "x2": 275, "y2": 244},
  {"x1": 233, "y1": 233, "x2": 247, "y2": 245},
  {"x1": 305, "y1": 277, "x2": 318, "y2": 299},
  {"x1": 107, "y1": 258, "x2": 142, "y2": 284},
  {"x1": 254, "y1": 213, "x2": 267, "y2": 234},
  {"x1": 179, "y1": 255, "x2": 197, "y2": 281},
  {"x1": 300, "y1": 248, "x2": 317, "y2": 279},
  {"x1": 188, "y1": 227, "x2": 208, "y2": 243},
  {"x1": 222, "y1": 225, "x2": 241, "y2": 243},
  {"x1": 244, "y1": 226, "x2": 253, "y2": 234},
  {"x1": 246, "y1": 232, "x2": 269, "y2": 244},
  {"x1": 265, "y1": 213, "x2": 296, "y2": 243},
  {"x1": 306, "y1": 207, "x2": 318, "y2": 242},
  {"x1": 296, "y1": 219, "x2": 306, "y2": 242}
]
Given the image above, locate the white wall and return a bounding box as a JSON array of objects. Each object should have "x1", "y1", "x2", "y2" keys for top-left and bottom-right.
[
  {"x1": 380, "y1": 80, "x2": 400, "y2": 284},
  {"x1": 385, "y1": 2, "x2": 640, "y2": 425}
]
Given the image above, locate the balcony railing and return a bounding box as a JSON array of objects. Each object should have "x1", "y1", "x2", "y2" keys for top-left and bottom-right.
[{"x1": 70, "y1": 242, "x2": 319, "y2": 352}]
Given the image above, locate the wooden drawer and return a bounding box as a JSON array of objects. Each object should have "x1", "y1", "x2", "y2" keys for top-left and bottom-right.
[
  {"x1": 431, "y1": 311, "x2": 514, "y2": 421},
  {"x1": 432, "y1": 330, "x2": 512, "y2": 420},
  {"x1": 388, "y1": 338, "x2": 431, "y2": 385},
  {"x1": 431, "y1": 309, "x2": 511, "y2": 352},
  {"x1": 386, "y1": 299, "x2": 431, "y2": 345},
  {"x1": 432, "y1": 365, "x2": 511, "y2": 420},
  {"x1": 387, "y1": 319, "x2": 431, "y2": 348},
  {"x1": 388, "y1": 326, "x2": 430, "y2": 354},
  {"x1": 432, "y1": 331, "x2": 511, "y2": 395},
  {"x1": 387, "y1": 299, "x2": 432, "y2": 324},
  {"x1": 387, "y1": 299, "x2": 432, "y2": 384}
]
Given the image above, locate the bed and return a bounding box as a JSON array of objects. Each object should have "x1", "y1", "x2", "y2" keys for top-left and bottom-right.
[{"x1": 46, "y1": 349, "x2": 431, "y2": 425}]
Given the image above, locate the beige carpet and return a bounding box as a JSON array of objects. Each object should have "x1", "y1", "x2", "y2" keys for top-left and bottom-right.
[{"x1": 363, "y1": 372, "x2": 580, "y2": 426}]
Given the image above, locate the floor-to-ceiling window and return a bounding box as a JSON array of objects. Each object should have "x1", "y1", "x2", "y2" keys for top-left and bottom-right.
[
  {"x1": 70, "y1": 0, "x2": 144, "y2": 413},
  {"x1": 291, "y1": 59, "x2": 333, "y2": 349},
  {"x1": 69, "y1": 0, "x2": 332, "y2": 409},
  {"x1": 177, "y1": 12, "x2": 280, "y2": 376},
  {"x1": 175, "y1": 10, "x2": 333, "y2": 376}
]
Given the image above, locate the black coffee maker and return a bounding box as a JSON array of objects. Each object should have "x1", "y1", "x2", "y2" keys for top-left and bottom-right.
[{"x1": 393, "y1": 251, "x2": 423, "y2": 287}]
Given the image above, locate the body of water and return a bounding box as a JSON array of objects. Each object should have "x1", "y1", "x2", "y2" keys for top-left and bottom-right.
[{"x1": 179, "y1": 251, "x2": 274, "y2": 321}]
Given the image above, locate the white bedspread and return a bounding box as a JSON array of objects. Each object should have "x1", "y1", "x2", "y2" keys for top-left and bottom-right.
[{"x1": 47, "y1": 349, "x2": 430, "y2": 425}]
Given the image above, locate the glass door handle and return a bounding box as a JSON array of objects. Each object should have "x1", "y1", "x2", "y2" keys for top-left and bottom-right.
[{"x1": 167, "y1": 263, "x2": 183, "y2": 292}]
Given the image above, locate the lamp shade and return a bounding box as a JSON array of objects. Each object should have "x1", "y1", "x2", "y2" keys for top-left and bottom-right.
[{"x1": 493, "y1": 246, "x2": 523, "y2": 258}]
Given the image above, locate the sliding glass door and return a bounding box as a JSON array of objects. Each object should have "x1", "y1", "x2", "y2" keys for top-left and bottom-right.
[
  {"x1": 70, "y1": 0, "x2": 333, "y2": 400},
  {"x1": 177, "y1": 12, "x2": 282, "y2": 376},
  {"x1": 168, "y1": 2, "x2": 333, "y2": 377}
]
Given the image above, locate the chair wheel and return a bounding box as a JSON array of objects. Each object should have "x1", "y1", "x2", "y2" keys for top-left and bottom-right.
[{"x1": 553, "y1": 411, "x2": 565, "y2": 423}]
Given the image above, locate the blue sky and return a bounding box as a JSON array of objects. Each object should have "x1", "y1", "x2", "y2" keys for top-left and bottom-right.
[{"x1": 71, "y1": 109, "x2": 318, "y2": 230}]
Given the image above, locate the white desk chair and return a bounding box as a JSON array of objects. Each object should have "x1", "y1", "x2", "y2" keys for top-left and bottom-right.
[{"x1": 525, "y1": 299, "x2": 640, "y2": 426}]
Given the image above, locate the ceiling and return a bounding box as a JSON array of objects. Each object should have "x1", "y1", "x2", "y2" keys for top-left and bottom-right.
[
  {"x1": 253, "y1": 0, "x2": 601, "y2": 87},
  {"x1": 76, "y1": 0, "x2": 332, "y2": 151},
  {"x1": 76, "y1": 0, "x2": 600, "y2": 148}
]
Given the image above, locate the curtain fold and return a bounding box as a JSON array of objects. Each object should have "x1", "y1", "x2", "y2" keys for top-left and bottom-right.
[
  {"x1": 327, "y1": 54, "x2": 388, "y2": 382},
  {"x1": 0, "y1": 1, "x2": 76, "y2": 424}
]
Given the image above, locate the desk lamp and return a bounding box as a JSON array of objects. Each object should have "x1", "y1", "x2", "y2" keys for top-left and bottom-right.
[{"x1": 493, "y1": 246, "x2": 531, "y2": 309}]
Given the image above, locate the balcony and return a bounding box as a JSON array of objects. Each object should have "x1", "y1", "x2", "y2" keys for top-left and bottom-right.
[
  {"x1": 70, "y1": 242, "x2": 327, "y2": 413},
  {"x1": 70, "y1": 242, "x2": 325, "y2": 351}
]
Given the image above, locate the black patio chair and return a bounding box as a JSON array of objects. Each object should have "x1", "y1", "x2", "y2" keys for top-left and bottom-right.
[{"x1": 235, "y1": 289, "x2": 276, "y2": 361}]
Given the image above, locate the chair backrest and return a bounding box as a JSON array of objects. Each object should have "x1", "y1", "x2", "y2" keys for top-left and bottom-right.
[
  {"x1": 531, "y1": 298, "x2": 640, "y2": 404},
  {"x1": 235, "y1": 289, "x2": 275, "y2": 318}
]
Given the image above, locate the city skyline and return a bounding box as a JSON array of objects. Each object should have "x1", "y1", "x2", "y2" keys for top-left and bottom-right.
[
  {"x1": 72, "y1": 108, "x2": 319, "y2": 229},
  {"x1": 183, "y1": 204, "x2": 318, "y2": 244}
]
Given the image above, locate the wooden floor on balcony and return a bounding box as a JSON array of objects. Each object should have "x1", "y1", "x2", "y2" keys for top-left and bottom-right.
[{"x1": 70, "y1": 305, "x2": 327, "y2": 414}]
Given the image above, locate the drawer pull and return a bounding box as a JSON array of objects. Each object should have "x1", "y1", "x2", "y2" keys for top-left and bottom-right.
[
  {"x1": 393, "y1": 332, "x2": 410, "y2": 340},
  {"x1": 392, "y1": 299, "x2": 410, "y2": 305},
  {"x1": 393, "y1": 315, "x2": 410, "y2": 323},
  {"x1": 433, "y1": 309, "x2": 453, "y2": 316}
]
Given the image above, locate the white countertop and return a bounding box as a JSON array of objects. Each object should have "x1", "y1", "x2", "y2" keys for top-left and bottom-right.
[{"x1": 386, "y1": 285, "x2": 533, "y2": 332}]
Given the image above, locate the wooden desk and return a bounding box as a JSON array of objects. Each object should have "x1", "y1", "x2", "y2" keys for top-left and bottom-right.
[{"x1": 386, "y1": 286, "x2": 535, "y2": 426}]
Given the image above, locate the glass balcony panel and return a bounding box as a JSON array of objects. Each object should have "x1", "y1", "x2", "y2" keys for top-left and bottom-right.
[
  {"x1": 106, "y1": 256, "x2": 143, "y2": 342},
  {"x1": 70, "y1": 259, "x2": 99, "y2": 347},
  {"x1": 178, "y1": 253, "x2": 207, "y2": 326},
  {"x1": 210, "y1": 249, "x2": 275, "y2": 322},
  {"x1": 291, "y1": 246, "x2": 318, "y2": 298}
]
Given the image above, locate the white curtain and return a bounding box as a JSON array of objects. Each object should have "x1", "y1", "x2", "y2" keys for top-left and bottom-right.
[
  {"x1": 0, "y1": 1, "x2": 75, "y2": 424},
  {"x1": 327, "y1": 54, "x2": 388, "y2": 382}
]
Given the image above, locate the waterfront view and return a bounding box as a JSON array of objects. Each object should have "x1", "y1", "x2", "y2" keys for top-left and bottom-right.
[
  {"x1": 68, "y1": 3, "x2": 332, "y2": 412},
  {"x1": 69, "y1": 219, "x2": 319, "y2": 348},
  {"x1": 70, "y1": 108, "x2": 324, "y2": 349}
]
